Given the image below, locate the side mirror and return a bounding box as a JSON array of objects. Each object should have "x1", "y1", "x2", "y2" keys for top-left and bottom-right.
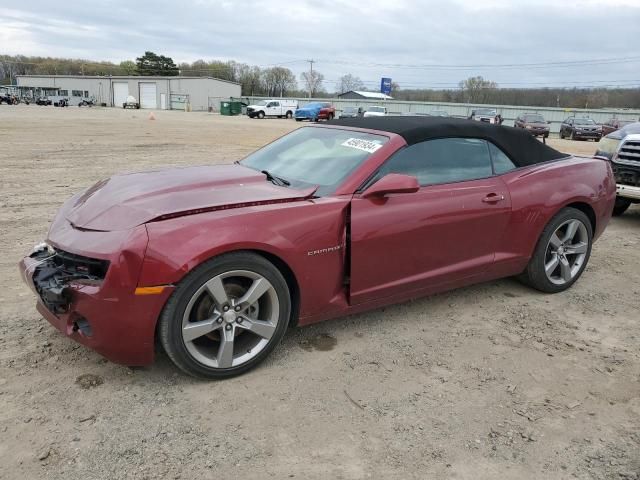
[{"x1": 362, "y1": 174, "x2": 419, "y2": 198}]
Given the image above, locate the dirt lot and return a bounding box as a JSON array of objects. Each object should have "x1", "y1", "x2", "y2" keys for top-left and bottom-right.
[{"x1": 1, "y1": 106, "x2": 638, "y2": 480}]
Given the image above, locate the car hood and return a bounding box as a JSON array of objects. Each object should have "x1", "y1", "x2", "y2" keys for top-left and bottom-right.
[{"x1": 65, "y1": 164, "x2": 317, "y2": 231}]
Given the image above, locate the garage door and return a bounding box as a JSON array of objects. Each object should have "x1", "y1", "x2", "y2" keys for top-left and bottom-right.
[
  {"x1": 139, "y1": 83, "x2": 157, "y2": 109},
  {"x1": 113, "y1": 82, "x2": 129, "y2": 107}
]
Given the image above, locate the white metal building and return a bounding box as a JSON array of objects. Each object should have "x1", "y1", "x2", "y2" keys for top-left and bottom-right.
[{"x1": 16, "y1": 75, "x2": 241, "y2": 111}]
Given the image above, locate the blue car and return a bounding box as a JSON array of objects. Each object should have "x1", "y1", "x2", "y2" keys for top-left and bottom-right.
[{"x1": 294, "y1": 102, "x2": 335, "y2": 122}]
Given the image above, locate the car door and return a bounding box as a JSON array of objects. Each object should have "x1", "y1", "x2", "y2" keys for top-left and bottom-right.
[
  {"x1": 266, "y1": 101, "x2": 279, "y2": 116},
  {"x1": 349, "y1": 138, "x2": 512, "y2": 305}
]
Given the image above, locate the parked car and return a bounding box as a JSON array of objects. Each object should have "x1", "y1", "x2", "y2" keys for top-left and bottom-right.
[
  {"x1": 469, "y1": 108, "x2": 503, "y2": 125},
  {"x1": 601, "y1": 118, "x2": 635, "y2": 137},
  {"x1": 19, "y1": 116, "x2": 615, "y2": 379},
  {"x1": 123, "y1": 95, "x2": 140, "y2": 109},
  {"x1": 364, "y1": 106, "x2": 387, "y2": 117},
  {"x1": 559, "y1": 117, "x2": 602, "y2": 141},
  {"x1": 35, "y1": 97, "x2": 52, "y2": 106},
  {"x1": 339, "y1": 106, "x2": 364, "y2": 118},
  {"x1": 78, "y1": 98, "x2": 96, "y2": 107},
  {"x1": 246, "y1": 99, "x2": 298, "y2": 119},
  {"x1": 294, "y1": 102, "x2": 335, "y2": 122},
  {"x1": 0, "y1": 94, "x2": 19, "y2": 105},
  {"x1": 514, "y1": 113, "x2": 550, "y2": 138},
  {"x1": 594, "y1": 122, "x2": 640, "y2": 216}
]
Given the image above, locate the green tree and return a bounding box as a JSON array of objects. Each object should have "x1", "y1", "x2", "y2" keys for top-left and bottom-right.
[
  {"x1": 119, "y1": 60, "x2": 137, "y2": 75},
  {"x1": 135, "y1": 51, "x2": 178, "y2": 76}
]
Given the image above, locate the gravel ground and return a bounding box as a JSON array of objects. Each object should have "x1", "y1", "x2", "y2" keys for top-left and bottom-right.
[{"x1": 0, "y1": 106, "x2": 638, "y2": 480}]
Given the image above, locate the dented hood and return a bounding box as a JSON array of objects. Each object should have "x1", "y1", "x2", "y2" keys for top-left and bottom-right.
[{"x1": 66, "y1": 164, "x2": 316, "y2": 231}]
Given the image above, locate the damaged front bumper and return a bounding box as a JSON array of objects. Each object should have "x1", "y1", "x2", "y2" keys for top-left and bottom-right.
[{"x1": 19, "y1": 222, "x2": 173, "y2": 366}]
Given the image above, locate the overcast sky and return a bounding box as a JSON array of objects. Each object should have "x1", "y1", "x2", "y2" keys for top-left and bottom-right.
[{"x1": 2, "y1": 0, "x2": 640, "y2": 89}]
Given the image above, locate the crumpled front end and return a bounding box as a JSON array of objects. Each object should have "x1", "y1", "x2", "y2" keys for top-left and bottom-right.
[{"x1": 18, "y1": 206, "x2": 173, "y2": 366}]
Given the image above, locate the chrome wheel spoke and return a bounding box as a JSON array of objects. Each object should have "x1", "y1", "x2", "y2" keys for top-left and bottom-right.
[
  {"x1": 564, "y1": 242, "x2": 587, "y2": 255},
  {"x1": 237, "y1": 317, "x2": 276, "y2": 340},
  {"x1": 238, "y1": 278, "x2": 271, "y2": 308},
  {"x1": 204, "y1": 276, "x2": 229, "y2": 307},
  {"x1": 549, "y1": 233, "x2": 563, "y2": 249},
  {"x1": 545, "y1": 254, "x2": 560, "y2": 276},
  {"x1": 182, "y1": 316, "x2": 221, "y2": 342},
  {"x1": 559, "y1": 257, "x2": 572, "y2": 282},
  {"x1": 216, "y1": 327, "x2": 235, "y2": 368},
  {"x1": 563, "y1": 220, "x2": 580, "y2": 243}
]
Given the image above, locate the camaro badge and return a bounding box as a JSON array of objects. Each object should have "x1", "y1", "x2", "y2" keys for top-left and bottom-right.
[{"x1": 307, "y1": 245, "x2": 343, "y2": 256}]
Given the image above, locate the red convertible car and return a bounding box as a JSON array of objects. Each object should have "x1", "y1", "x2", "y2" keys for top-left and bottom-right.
[{"x1": 19, "y1": 117, "x2": 615, "y2": 378}]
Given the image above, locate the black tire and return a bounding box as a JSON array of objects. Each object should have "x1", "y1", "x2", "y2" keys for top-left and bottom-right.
[
  {"x1": 519, "y1": 207, "x2": 593, "y2": 293},
  {"x1": 612, "y1": 197, "x2": 631, "y2": 216},
  {"x1": 327, "y1": 113, "x2": 334, "y2": 120},
  {"x1": 559, "y1": 129, "x2": 564, "y2": 139},
  {"x1": 295, "y1": 118, "x2": 302, "y2": 122},
  {"x1": 286, "y1": 111, "x2": 293, "y2": 119},
  {"x1": 158, "y1": 252, "x2": 291, "y2": 379},
  {"x1": 257, "y1": 111, "x2": 265, "y2": 119}
]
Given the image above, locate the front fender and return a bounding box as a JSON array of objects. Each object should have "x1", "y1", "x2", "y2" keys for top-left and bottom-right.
[{"x1": 139, "y1": 197, "x2": 351, "y2": 318}]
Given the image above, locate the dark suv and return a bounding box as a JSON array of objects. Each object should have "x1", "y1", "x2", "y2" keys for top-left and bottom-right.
[
  {"x1": 595, "y1": 122, "x2": 640, "y2": 216},
  {"x1": 514, "y1": 113, "x2": 550, "y2": 138},
  {"x1": 559, "y1": 117, "x2": 602, "y2": 141}
]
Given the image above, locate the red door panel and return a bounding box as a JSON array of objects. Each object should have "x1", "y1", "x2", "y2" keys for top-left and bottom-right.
[{"x1": 349, "y1": 177, "x2": 511, "y2": 305}]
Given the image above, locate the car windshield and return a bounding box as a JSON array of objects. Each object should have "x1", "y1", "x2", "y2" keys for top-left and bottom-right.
[
  {"x1": 524, "y1": 114, "x2": 545, "y2": 123},
  {"x1": 575, "y1": 118, "x2": 595, "y2": 125},
  {"x1": 368, "y1": 106, "x2": 385, "y2": 113},
  {"x1": 240, "y1": 127, "x2": 388, "y2": 196},
  {"x1": 476, "y1": 108, "x2": 497, "y2": 115},
  {"x1": 256, "y1": 100, "x2": 268, "y2": 106}
]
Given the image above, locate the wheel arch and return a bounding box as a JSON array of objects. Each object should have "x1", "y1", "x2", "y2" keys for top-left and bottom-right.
[
  {"x1": 153, "y1": 246, "x2": 301, "y2": 331},
  {"x1": 563, "y1": 201, "x2": 596, "y2": 234}
]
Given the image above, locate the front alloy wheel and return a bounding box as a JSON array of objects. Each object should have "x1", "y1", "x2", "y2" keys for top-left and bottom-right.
[{"x1": 159, "y1": 252, "x2": 291, "y2": 378}]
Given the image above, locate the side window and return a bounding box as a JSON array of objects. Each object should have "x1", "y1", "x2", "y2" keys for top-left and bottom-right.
[
  {"x1": 375, "y1": 138, "x2": 493, "y2": 187},
  {"x1": 59, "y1": 90, "x2": 68, "y2": 96},
  {"x1": 488, "y1": 142, "x2": 517, "y2": 174},
  {"x1": 272, "y1": 102, "x2": 279, "y2": 107}
]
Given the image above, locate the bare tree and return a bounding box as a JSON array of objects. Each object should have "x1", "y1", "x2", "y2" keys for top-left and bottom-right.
[
  {"x1": 301, "y1": 70, "x2": 324, "y2": 98},
  {"x1": 336, "y1": 74, "x2": 364, "y2": 94},
  {"x1": 459, "y1": 76, "x2": 498, "y2": 103}
]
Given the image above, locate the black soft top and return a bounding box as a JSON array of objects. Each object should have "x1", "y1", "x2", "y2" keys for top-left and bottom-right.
[{"x1": 328, "y1": 116, "x2": 567, "y2": 167}]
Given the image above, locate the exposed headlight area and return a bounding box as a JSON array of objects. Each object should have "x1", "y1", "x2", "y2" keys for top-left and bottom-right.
[{"x1": 30, "y1": 246, "x2": 110, "y2": 314}]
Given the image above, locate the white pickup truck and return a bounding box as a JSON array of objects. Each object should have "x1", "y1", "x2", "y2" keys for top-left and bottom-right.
[{"x1": 246, "y1": 99, "x2": 298, "y2": 119}]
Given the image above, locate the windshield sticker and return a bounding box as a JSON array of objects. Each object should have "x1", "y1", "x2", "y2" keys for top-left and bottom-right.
[{"x1": 341, "y1": 138, "x2": 383, "y2": 154}]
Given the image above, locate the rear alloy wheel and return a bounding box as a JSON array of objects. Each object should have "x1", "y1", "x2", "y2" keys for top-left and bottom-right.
[
  {"x1": 159, "y1": 252, "x2": 291, "y2": 378},
  {"x1": 257, "y1": 111, "x2": 265, "y2": 119},
  {"x1": 519, "y1": 207, "x2": 592, "y2": 293},
  {"x1": 286, "y1": 111, "x2": 293, "y2": 119}
]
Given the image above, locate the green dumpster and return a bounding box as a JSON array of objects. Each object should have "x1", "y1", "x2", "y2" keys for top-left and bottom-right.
[
  {"x1": 229, "y1": 101, "x2": 243, "y2": 115},
  {"x1": 220, "y1": 101, "x2": 231, "y2": 115}
]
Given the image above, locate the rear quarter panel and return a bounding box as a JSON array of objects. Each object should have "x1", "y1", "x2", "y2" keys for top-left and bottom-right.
[{"x1": 493, "y1": 156, "x2": 615, "y2": 275}]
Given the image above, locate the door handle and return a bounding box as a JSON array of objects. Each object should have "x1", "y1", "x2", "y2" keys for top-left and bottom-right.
[{"x1": 482, "y1": 193, "x2": 505, "y2": 203}]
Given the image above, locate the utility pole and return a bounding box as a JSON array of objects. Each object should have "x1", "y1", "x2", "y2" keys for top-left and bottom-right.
[{"x1": 307, "y1": 59, "x2": 314, "y2": 98}]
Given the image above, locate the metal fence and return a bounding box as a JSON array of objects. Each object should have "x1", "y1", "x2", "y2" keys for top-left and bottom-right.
[{"x1": 245, "y1": 96, "x2": 640, "y2": 134}]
